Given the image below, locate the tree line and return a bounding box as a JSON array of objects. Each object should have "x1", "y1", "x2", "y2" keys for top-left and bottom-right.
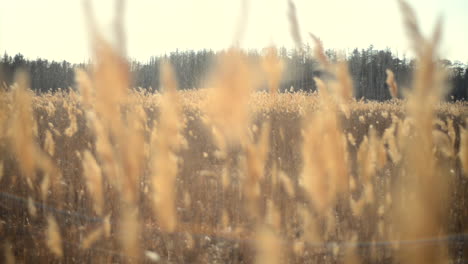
[{"x1": 1, "y1": 46, "x2": 467, "y2": 101}]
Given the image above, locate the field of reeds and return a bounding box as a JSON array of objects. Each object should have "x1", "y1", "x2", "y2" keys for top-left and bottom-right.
[{"x1": 1, "y1": 0, "x2": 468, "y2": 263}]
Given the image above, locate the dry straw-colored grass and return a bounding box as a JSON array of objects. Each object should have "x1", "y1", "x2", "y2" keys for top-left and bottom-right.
[
  {"x1": 0, "y1": 0, "x2": 467, "y2": 263},
  {"x1": 45, "y1": 215, "x2": 63, "y2": 258},
  {"x1": 150, "y1": 61, "x2": 184, "y2": 232},
  {"x1": 386, "y1": 69, "x2": 399, "y2": 99}
]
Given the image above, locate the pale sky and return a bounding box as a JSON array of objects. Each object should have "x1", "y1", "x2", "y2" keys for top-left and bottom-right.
[{"x1": 0, "y1": 0, "x2": 467, "y2": 63}]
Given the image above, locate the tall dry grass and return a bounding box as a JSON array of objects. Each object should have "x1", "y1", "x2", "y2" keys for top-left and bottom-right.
[{"x1": 0, "y1": 0, "x2": 467, "y2": 263}]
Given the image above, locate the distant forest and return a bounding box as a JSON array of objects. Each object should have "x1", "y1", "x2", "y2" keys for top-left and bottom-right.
[{"x1": 1, "y1": 45, "x2": 467, "y2": 101}]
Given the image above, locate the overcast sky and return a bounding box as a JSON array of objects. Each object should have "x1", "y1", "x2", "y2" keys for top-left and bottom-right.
[{"x1": 0, "y1": 0, "x2": 467, "y2": 63}]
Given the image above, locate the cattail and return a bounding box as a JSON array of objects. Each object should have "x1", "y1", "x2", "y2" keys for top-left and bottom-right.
[
  {"x1": 74, "y1": 69, "x2": 94, "y2": 107},
  {"x1": 433, "y1": 130, "x2": 453, "y2": 158},
  {"x1": 313, "y1": 77, "x2": 332, "y2": 106},
  {"x1": 10, "y1": 71, "x2": 36, "y2": 182},
  {"x1": 446, "y1": 118, "x2": 456, "y2": 147},
  {"x1": 386, "y1": 69, "x2": 398, "y2": 99},
  {"x1": 309, "y1": 33, "x2": 330, "y2": 69},
  {"x1": 255, "y1": 226, "x2": 282, "y2": 264},
  {"x1": 64, "y1": 110, "x2": 78, "y2": 137},
  {"x1": 120, "y1": 105, "x2": 146, "y2": 202},
  {"x1": 45, "y1": 215, "x2": 63, "y2": 258},
  {"x1": 265, "y1": 200, "x2": 281, "y2": 230},
  {"x1": 204, "y1": 49, "x2": 256, "y2": 146},
  {"x1": 81, "y1": 226, "x2": 103, "y2": 249},
  {"x1": 298, "y1": 206, "x2": 321, "y2": 243},
  {"x1": 151, "y1": 61, "x2": 183, "y2": 232},
  {"x1": 88, "y1": 114, "x2": 120, "y2": 189},
  {"x1": 27, "y1": 197, "x2": 37, "y2": 218},
  {"x1": 9, "y1": 72, "x2": 61, "y2": 202},
  {"x1": 301, "y1": 106, "x2": 348, "y2": 212},
  {"x1": 103, "y1": 214, "x2": 111, "y2": 238},
  {"x1": 357, "y1": 135, "x2": 371, "y2": 180},
  {"x1": 383, "y1": 118, "x2": 402, "y2": 164},
  {"x1": 44, "y1": 130, "x2": 55, "y2": 157},
  {"x1": 287, "y1": 0, "x2": 303, "y2": 51},
  {"x1": 397, "y1": 0, "x2": 424, "y2": 55},
  {"x1": 359, "y1": 115, "x2": 366, "y2": 123},
  {"x1": 293, "y1": 241, "x2": 305, "y2": 256},
  {"x1": 141, "y1": 251, "x2": 159, "y2": 263},
  {"x1": 335, "y1": 61, "x2": 354, "y2": 102},
  {"x1": 244, "y1": 122, "x2": 270, "y2": 219},
  {"x1": 358, "y1": 126, "x2": 386, "y2": 182},
  {"x1": 347, "y1": 133, "x2": 356, "y2": 146},
  {"x1": 119, "y1": 205, "x2": 140, "y2": 260},
  {"x1": 231, "y1": 0, "x2": 249, "y2": 47},
  {"x1": 261, "y1": 47, "x2": 284, "y2": 95},
  {"x1": 221, "y1": 210, "x2": 230, "y2": 230},
  {"x1": 82, "y1": 150, "x2": 104, "y2": 215},
  {"x1": 45, "y1": 101, "x2": 56, "y2": 116},
  {"x1": 278, "y1": 170, "x2": 295, "y2": 197},
  {"x1": 394, "y1": 1, "x2": 450, "y2": 263},
  {"x1": 40, "y1": 173, "x2": 50, "y2": 201}
]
